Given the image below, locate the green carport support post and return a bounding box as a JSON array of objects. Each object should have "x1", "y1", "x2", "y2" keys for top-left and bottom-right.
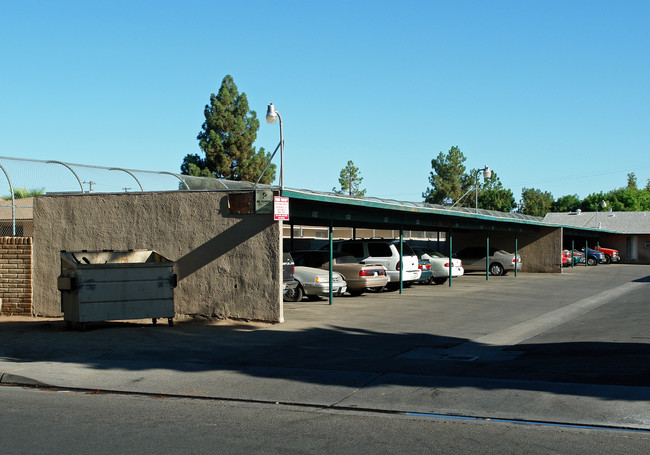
[
  {"x1": 448, "y1": 228, "x2": 453, "y2": 287},
  {"x1": 585, "y1": 239, "x2": 588, "y2": 268},
  {"x1": 486, "y1": 233, "x2": 490, "y2": 281},
  {"x1": 329, "y1": 220, "x2": 333, "y2": 305},
  {"x1": 399, "y1": 225, "x2": 404, "y2": 294},
  {"x1": 514, "y1": 233, "x2": 518, "y2": 277}
]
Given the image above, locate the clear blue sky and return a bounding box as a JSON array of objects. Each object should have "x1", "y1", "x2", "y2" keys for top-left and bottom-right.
[{"x1": 2, "y1": 0, "x2": 649, "y2": 202}]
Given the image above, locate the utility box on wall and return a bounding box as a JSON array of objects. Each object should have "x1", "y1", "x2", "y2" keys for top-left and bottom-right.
[
  {"x1": 228, "y1": 191, "x2": 276, "y2": 214},
  {"x1": 58, "y1": 249, "x2": 176, "y2": 328}
]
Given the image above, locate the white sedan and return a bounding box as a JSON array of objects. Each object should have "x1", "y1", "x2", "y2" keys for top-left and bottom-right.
[
  {"x1": 413, "y1": 247, "x2": 464, "y2": 285},
  {"x1": 284, "y1": 266, "x2": 347, "y2": 302}
]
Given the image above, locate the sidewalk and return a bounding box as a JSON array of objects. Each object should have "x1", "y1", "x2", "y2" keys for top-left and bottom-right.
[{"x1": 3, "y1": 353, "x2": 650, "y2": 430}]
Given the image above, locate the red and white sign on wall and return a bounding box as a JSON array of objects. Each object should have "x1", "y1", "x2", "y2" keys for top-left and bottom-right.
[{"x1": 274, "y1": 196, "x2": 289, "y2": 221}]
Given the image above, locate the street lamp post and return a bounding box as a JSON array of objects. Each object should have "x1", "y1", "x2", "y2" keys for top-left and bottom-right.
[
  {"x1": 265, "y1": 103, "x2": 284, "y2": 192},
  {"x1": 475, "y1": 165, "x2": 492, "y2": 213},
  {"x1": 595, "y1": 200, "x2": 606, "y2": 228}
]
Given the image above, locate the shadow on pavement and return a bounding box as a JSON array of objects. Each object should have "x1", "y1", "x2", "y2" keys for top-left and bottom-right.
[{"x1": 1, "y1": 317, "x2": 649, "y2": 400}]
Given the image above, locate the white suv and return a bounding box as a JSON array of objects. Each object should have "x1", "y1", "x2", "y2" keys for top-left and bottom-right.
[{"x1": 326, "y1": 240, "x2": 421, "y2": 286}]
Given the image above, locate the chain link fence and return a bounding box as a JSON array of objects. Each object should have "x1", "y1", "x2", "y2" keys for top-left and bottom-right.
[{"x1": 0, "y1": 156, "x2": 274, "y2": 236}]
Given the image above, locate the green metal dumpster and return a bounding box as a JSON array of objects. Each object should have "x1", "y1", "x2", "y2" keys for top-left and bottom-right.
[{"x1": 58, "y1": 250, "x2": 176, "y2": 328}]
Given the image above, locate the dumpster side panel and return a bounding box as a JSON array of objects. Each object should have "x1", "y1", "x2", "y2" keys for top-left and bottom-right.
[
  {"x1": 60, "y1": 254, "x2": 175, "y2": 323},
  {"x1": 77, "y1": 279, "x2": 173, "y2": 303},
  {"x1": 75, "y1": 300, "x2": 174, "y2": 322}
]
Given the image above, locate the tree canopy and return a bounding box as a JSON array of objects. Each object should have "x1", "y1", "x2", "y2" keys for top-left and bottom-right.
[
  {"x1": 476, "y1": 171, "x2": 516, "y2": 212},
  {"x1": 181, "y1": 75, "x2": 276, "y2": 184},
  {"x1": 582, "y1": 188, "x2": 650, "y2": 212},
  {"x1": 627, "y1": 172, "x2": 637, "y2": 190},
  {"x1": 422, "y1": 146, "x2": 514, "y2": 211},
  {"x1": 519, "y1": 187, "x2": 554, "y2": 217},
  {"x1": 3, "y1": 187, "x2": 45, "y2": 200},
  {"x1": 422, "y1": 146, "x2": 471, "y2": 205},
  {"x1": 333, "y1": 160, "x2": 366, "y2": 197},
  {"x1": 421, "y1": 147, "x2": 649, "y2": 215}
]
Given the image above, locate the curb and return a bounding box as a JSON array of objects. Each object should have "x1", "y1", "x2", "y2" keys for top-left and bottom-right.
[{"x1": 0, "y1": 372, "x2": 47, "y2": 387}]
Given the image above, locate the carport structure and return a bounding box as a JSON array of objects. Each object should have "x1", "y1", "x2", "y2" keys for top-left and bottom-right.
[{"x1": 282, "y1": 188, "x2": 569, "y2": 304}]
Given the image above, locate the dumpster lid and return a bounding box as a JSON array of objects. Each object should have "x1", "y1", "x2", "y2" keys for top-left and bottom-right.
[{"x1": 61, "y1": 249, "x2": 173, "y2": 265}]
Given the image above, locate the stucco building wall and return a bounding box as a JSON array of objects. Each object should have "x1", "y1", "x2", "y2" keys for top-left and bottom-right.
[
  {"x1": 33, "y1": 191, "x2": 283, "y2": 322},
  {"x1": 600, "y1": 234, "x2": 650, "y2": 263},
  {"x1": 517, "y1": 227, "x2": 563, "y2": 273}
]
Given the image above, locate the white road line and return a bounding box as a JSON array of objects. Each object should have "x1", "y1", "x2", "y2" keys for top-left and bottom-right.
[{"x1": 475, "y1": 281, "x2": 646, "y2": 346}]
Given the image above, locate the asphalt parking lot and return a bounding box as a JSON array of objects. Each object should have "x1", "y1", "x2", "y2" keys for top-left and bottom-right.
[
  {"x1": 1, "y1": 263, "x2": 649, "y2": 429},
  {"x1": 279, "y1": 264, "x2": 650, "y2": 387}
]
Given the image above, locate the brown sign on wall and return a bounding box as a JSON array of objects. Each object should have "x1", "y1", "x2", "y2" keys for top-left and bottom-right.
[{"x1": 228, "y1": 193, "x2": 252, "y2": 214}]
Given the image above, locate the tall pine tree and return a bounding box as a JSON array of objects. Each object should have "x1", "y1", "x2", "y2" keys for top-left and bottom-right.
[
  {"x1": 422, "y1": 146, "x2": 471, "y2": 205},
  {"x1": 181, "y1": 75, "x2": 276, "y2": 184},
  {"x1": 333, "y1": 161, "x2": 366, "y2": 196}
]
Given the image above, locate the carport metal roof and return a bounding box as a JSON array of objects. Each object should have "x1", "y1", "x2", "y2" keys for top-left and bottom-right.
[{"x1": 282, "y1": 188, "x2": 612, "y2": 235}]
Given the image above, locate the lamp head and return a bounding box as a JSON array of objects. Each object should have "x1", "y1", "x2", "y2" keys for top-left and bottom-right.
[
  {"x1": 266, "y1": 103, "x2": 278, "y2": 124},
  {"x1": 482, "y1": 166, "x2": 492, "y2": 179}
]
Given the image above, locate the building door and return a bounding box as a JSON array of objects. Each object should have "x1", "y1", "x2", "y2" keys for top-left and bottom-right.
[{"x1": 625, "y1": 236, "x2": 638, "y2": 261}]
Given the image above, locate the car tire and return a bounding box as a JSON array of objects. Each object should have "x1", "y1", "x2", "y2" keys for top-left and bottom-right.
[
  {"x1": 432, "y1": 277, "x2": 448, "y2": 285},
  {"x1": 604, "y1": 255, "x2": 612, "y2": 264},
  {"x1": 283, "y1": 285, "x2": 303, "y2": 302},
  {"x1": 489, "y1": 263, "x2": 504, "y2": 276},
  {"x1": 587, "y1": 257, "x2": 597, "y2": 266}
]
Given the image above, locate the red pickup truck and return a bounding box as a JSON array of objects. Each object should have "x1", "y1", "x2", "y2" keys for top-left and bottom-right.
[{"x1": 593, "y1": 246, "x2": 620, "y2": 264}]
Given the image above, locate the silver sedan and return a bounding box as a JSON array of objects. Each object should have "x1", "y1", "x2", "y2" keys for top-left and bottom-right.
[
  {"x1": 454, "y1": 247, "x2": 521, "y2": 276},
  {"x1": 284, "y1": 266, "x2": 348, "y2": 302}
]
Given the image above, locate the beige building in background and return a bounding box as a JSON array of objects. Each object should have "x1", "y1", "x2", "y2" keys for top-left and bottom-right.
[
  {"x1": 544, "y1": 211, "x2": 650, "y2": 263},
  {"x1": 0, "y1": 197, "x2": 33, "y2": 237}
]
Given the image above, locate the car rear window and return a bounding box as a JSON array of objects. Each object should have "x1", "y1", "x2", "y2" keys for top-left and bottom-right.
[
  {"x1": 368, "y1": 243, "x2": 392, "y2": 257},
  {"x1": 400, "y1": 243, "x2": 416, "y2": 256},
  {"x1": 292, "y1": 252, "x2": 326, "y2": 268},
  {"x1": 391, "y1": 241, "x2": 415, "y2": 256},
  {"x1": 341, "y1": 242, "x2": 364, "y2": 258},
  {"x1": 335, "y1": 255, "x2": 358, "y2": 264},
  {"x1": 459, "y1": 247, "x2": 483, "y2": 257}
]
